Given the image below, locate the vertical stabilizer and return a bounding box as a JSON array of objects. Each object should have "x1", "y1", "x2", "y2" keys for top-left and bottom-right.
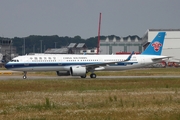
[{"x1": 141, "y1": 32, "x2": 166, "y2": 55}]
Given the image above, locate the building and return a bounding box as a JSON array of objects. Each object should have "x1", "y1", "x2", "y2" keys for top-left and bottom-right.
[
  {"x1": 142, "y1": 29, "x2": 180, "y2": 61},
  {"x1": 44, "y1": 48, "x2": 73, "y2": 54},
  {"x1": 68, "y1": 43, "x2": 87, "y2": 54},
  {"x1": 44, "y1": 43, "x2": 97, "y2": 54},
  {"x1": 100, "y1": 36, "x2": 142, "y2": 54},
  {"x1": 80, "y1": 48, "x2": 97, "y2": 54},
  {"x1": 0, "y1": 39, "x2": 17, "y2": 62}
]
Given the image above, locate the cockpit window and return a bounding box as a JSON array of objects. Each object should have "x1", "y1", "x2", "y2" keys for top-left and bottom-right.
[{"x1": 11, "y1": 59, "x2": 19, "y2": 62}]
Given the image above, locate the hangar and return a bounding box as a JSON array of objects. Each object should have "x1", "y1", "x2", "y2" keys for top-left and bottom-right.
[
  {"x1": 99, "y1": 29, "x2": 180, "y2": 66},
  {"x1": 142, "y1": 29, "x2": 180, "y2": 61},
  {"x1": 100, "y1": 35, "x2": 142, "y2": 54}
]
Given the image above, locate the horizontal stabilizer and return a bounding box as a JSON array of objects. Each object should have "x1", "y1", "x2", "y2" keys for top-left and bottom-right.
[{"x1": 152, "y1": 56, "x2": 171, "y2": 61}]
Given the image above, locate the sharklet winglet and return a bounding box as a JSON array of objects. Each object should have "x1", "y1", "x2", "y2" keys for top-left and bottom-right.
[{"x1": 125, "y1": 51, "x2": 134, "y2": 61}]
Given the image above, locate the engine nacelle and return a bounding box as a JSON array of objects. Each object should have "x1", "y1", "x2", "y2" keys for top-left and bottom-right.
[
  {"x1": 56, "y1": 71, "x2": 70, "y2": 76},
  {"x1": 70, "y1": 66, "x2": 86, "y2": 76}
]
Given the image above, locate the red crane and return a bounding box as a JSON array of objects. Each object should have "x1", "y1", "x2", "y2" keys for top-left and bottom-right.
[{"x1": 97, "y1": 13, "x2": 101, "y2": 54}]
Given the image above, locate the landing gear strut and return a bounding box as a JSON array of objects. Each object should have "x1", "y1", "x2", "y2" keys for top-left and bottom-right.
[{"x1": 23, "y1": 71, "x2": 27, "y2": 79}]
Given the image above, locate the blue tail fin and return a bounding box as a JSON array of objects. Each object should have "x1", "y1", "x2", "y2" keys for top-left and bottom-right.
[{"x1": 141, "y1": 32, "x2": 166, "y2": 55}]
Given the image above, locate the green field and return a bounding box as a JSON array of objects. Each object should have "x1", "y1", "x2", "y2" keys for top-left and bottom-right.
[{"x1": 0, "y1": 68, "x2": 180, "y2": 120}]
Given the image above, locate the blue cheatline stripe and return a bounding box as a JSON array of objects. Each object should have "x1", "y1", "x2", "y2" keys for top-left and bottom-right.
[{"x1": 5, "y1": 61, "x2": 138, "y2": 69}]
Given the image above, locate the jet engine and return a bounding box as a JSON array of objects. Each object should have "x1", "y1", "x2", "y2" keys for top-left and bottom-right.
[{"x1": 70, "y1": 66, "x2": 86, "y2": 76}]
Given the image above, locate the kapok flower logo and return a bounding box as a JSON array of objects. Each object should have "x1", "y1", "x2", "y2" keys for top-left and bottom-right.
[{"x1": 152, "y1": 41, "x2": 162, "y2": 52}]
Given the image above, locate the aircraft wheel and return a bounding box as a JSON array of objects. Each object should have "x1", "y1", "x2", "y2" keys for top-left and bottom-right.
[
  {"x1": 90, "y1": 73, "x2": 96, "y2": 78},
  {"x1": 23, "y1": 71, "x2": 27, "y2": 79},
  {"x1": 23, "y1": 75, "x2": 27, "y2": 79},
  {"x1": 81, "y1": 74, "x2": 86, "y2": 78}
]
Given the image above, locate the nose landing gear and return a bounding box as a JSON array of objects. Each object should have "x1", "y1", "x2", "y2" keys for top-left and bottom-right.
[{"x1": 23, "y1": 71, "x2": 27, "y2": 79}]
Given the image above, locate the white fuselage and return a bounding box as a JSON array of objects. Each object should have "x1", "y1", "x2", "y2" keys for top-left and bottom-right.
[{"x1": 5, "y1": 54, "x2": 164, "y2": 72}]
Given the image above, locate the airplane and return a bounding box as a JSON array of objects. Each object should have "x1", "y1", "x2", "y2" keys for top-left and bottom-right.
[{"x1": 5, "y1": 32, "x2": 169, "y2": 79}]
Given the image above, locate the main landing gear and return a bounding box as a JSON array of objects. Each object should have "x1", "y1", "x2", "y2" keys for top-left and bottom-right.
[
  {"x1": 23, "y1": 71, "x2": 27, "y2": 79},
  {"x1": 90, "y1": 73, "x2": 96, "y2": 78},
  {"x1": 81, "y1": 74, "x2": 86, "y2": 78},
  {"x1": 81, "y1": 73, "x2": 96, "y2": 78}
]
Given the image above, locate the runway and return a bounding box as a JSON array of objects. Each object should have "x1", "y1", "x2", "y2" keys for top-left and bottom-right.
[
  {"x1": 1, "y1": 70, "x2": 180, "y2": 80},
  {"x1": 1, "y1": 75, "x2": 180, "y2": 80}
]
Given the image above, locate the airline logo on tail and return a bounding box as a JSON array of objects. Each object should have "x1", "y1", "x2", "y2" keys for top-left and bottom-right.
[
  {"x1": 141, "y1": 32, "x2": 166, "y2": 55},
  {"x1": 152, "y1": 41, "x2": 162, "y2": 52}
]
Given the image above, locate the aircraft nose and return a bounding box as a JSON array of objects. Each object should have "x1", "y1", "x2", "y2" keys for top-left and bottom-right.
[{"x1": 5, "y1": 63, "x2": 10, "y2": 69}]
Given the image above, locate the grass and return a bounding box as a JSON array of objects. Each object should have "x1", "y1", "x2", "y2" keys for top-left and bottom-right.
[
  {"x1": 94, "y1": 68, "x2": 180, "y2": 76},
  {"x1": 0, "y1": 77, "x2": 180, "y2": 120},
  {"x1": 0, "y1": 78, "x2": 179, "y2": 92}
]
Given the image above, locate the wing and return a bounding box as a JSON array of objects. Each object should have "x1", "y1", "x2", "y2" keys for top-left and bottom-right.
[{"x1": 85, "y1": 51, "x2": 135, "y2": 71}]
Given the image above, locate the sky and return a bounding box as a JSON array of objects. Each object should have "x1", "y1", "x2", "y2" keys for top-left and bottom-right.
[{"x1": 0, "y1": 0, "x2": 180, "y2": 39}]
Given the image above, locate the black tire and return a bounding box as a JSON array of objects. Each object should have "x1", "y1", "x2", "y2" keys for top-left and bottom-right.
[
  {"x1": 81, "y1": 74, "x2": 86, "y2": 78},
  {"x1": 90, "y1": 73, "x2": 96, "y2": 78},
  {"x1": 23, "y1": 75, "x2": 27, "y2": 79}
]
